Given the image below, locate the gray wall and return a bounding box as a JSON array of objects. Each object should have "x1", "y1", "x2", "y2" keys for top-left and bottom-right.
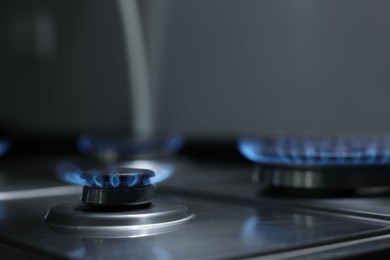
[
  {"x1": 152, "y1": 0, "x2": 390, "y2": 137},
  {"x1": 2, "y1": 1, "x2": 390, "y2": 138},
  {"x1": 0, "y1": 1, "x2": 130, "y2": 134}
]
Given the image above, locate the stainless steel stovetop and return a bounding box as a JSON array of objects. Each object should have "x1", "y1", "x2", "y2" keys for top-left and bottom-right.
[{"x1": 1, "y1": 157, "x2": 390, "y2": 259}]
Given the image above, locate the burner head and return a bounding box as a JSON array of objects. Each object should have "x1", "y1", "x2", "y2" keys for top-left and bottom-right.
[{"x1": 81, "y1": 168, "x2": 155, "y2": 207}]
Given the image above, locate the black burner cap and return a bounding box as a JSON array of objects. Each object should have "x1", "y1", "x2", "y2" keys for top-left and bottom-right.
[{"x1": 81, "y1": 167, "x2": 155, "y2": 207}]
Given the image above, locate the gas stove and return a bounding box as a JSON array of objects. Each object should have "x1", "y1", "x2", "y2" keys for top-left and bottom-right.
[{"x1": 1, "y1": 137, "x2": 390, "y2": 259}]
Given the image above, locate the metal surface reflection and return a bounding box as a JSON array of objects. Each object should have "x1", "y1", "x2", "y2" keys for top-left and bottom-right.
[
  {"x1": 57, "y1": 239, "x2": 172, "y2": 260},
  {"x1": 241, "y1": 211, "x2": 320, "y2": 248},
  {"x1": 45, "y1": 199, "x2": 194, "y2": 238},
  {"x1": 81, "y1": 238, "x2": 172, "y2": 260},
  {"x1": 239, "y1": 206, "x2": 380, "y2": 253},
  {"x1": 0, "y1": 204, "x2": 7, "y2": 220},
  {"x1": 1, "y1": 161, "x2": 390, "y2": 258},
  {"x1": 121, "y1": 160, "x2": 174, "y2": 184},
  {"x1": 0, "y1": 192, "x2": 388, "y2": 259}
]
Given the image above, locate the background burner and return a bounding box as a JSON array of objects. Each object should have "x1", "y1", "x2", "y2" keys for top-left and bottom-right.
[
  {"x1": 239, "y1": 135, "x2": 390, "y2": 192},
  {"x1": 239, "y1": 135, "x2": 390, "y2": 166},
  {"x1": 77, "y1": 134, "x2": 184, "y2": 162}
]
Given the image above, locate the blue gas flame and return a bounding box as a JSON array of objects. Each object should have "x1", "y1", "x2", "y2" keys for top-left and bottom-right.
[
  {"x1": 142, "y1": 178, "x2": 151, "y2": 186},
  {"x1": 109, "y1": 173, "x2": 120, "y2": 188},
  {"x1": 0, "y1": 139, "x2": 10, "y2": 157},
  {"x1": 239, "y1": 135, "x2": 390, "y2": 166},
  {"x1": 127, "y1": 175, "x2": 140, "y2": 187},
  {"x1": 92, "y1": 174, "x2": 104, "y2": 187},
  {"x1": 56, "y1": 161, "x2": 86, "y2": 185},
  {"x1": 56, "y1": 161, "x2": 166, "y2": 188}
]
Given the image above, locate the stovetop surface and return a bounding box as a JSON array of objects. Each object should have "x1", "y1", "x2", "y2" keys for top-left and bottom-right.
[{"x1": 1, "y1": 157, "x2": 390, "y2": 259}]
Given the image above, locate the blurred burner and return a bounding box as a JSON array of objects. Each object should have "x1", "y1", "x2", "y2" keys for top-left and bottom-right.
[
  {"x1": 239, "y1": 135, "x2": 390, "y2": 166},
  {"x1": 239, "y1": 135, "x2": 390, "y2": 193},
  {"x1": 80, "y1": 167, "x2": 155, "y2": 207},
  {"x1": 77, "y1": 134, "x2": 184, "y2": 161}
]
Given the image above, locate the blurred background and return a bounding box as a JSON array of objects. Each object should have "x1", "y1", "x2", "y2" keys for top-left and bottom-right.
[{"x1": 1, "y1": 0, "x2": 390, "y2": 154}]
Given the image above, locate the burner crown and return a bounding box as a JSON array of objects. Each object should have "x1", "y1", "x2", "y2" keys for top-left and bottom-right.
[{"x1": 81, "y1": 167, "x2": 156, "y2": 207}]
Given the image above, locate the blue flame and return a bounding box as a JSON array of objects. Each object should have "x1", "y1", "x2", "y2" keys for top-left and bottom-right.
[
  {"x1": 127, "y1": 175, "x2": 140, "y2": 187},
  {"x1": 92, "y1": 174, "x2": 104, "y2": 187},
  {"x1": 239, "y1": 135, "x2": 390, "y2": 166},
  {"x1": 64, "y1": 173, "x2": 87, "y2": 186},
  {"x1": 109, "y1": 174, "x2": 120, "y2": 188},
  {"x1": 57, "y1": 161, "x2": 159, "y2": 187},
  {"x1": 0, "y1": 139, "x2": 10, "y2": 157},
  {"x1": 81, "y1": 170, "x2": 101, "y2": 187},
  {"x1": 56, "y1": 161, "x2": 86, "y2": 185},
  {"x1": 121, "y1": 160, "x2": 174, "y2": 184},
  {"x1": 142, "y1": 178, "x2": 151, "y2": 186}
]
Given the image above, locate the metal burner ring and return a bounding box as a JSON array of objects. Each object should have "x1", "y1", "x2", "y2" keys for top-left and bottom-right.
[{"x1": 44, "y1": 199, "x2": 194, "y2": 238}]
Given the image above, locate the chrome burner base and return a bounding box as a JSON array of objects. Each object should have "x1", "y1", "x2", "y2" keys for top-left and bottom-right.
[
  {"x1": 253, "y1": 164, "x2": 390, "y2": 193},
  {"x1": 44, "y1": 199, "x2": 194, "y2": 238}
]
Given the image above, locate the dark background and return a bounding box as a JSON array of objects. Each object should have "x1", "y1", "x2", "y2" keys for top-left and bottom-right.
[{"x1": 1, "y1": 0, "x2": 390, "y2": 139}]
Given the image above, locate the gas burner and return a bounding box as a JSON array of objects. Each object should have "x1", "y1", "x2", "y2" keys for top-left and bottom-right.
[
  {"x1": 45, "y1": 167, "x2": 194, "y2": 238},
  {"x1": 81, "y1": 168, "x2": 155, "y2": 207},
  {"x1": 239, "y1": 136, "x2": 390, "y2": 193},
  {"x1": 77, "y1": 134, "x2": 184, "y2": 161}
]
